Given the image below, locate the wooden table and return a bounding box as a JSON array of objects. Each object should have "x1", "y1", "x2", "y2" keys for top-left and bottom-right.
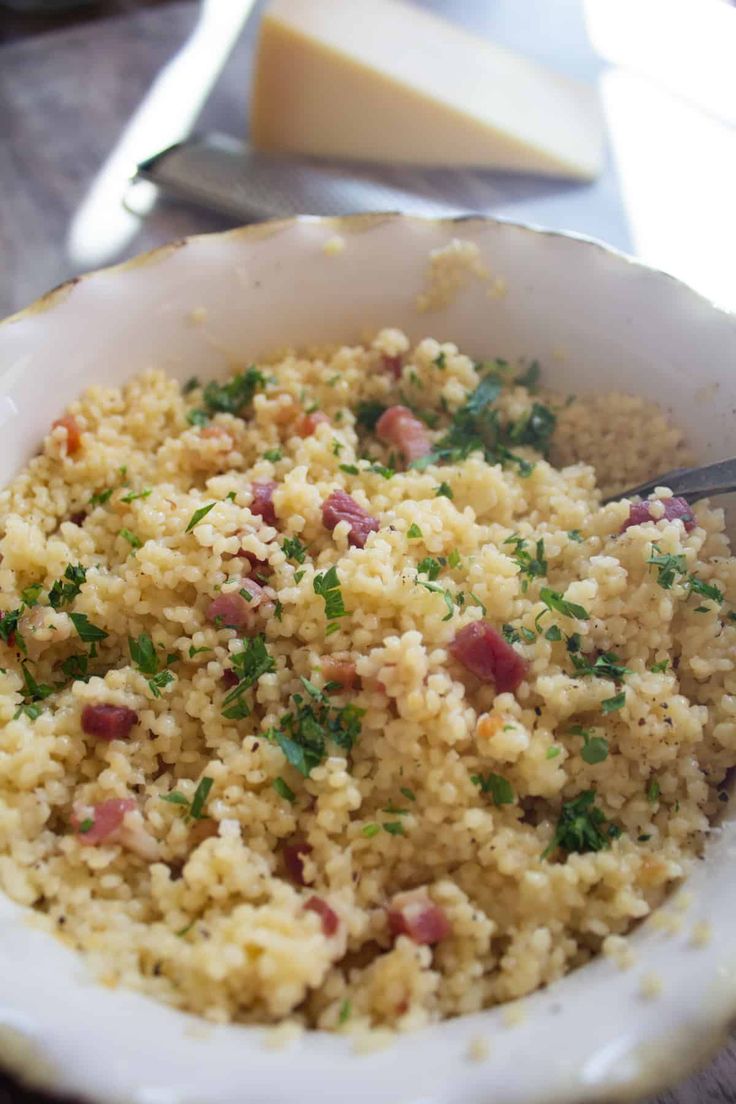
[{"x1": 0, "y1": 2, "x2": 733, "y2": 1101}]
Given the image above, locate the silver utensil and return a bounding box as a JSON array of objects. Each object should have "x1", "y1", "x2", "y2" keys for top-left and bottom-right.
[{"x1": 604, "y1": 457, "x2": 736, "y2": 505}]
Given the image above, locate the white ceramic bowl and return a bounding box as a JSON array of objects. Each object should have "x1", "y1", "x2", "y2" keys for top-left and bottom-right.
[{"x1": 1, "y1": 215, "x2": 736, "y2": 1104}]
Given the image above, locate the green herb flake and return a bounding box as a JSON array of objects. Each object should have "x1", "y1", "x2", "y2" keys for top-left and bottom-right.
[
  {"x1": 78, "y1": 817, "x2": 94, "y2": 834},
  {"x1": 222, "y1": 635, "x2": 276, "y2": 719},
  {"x1": 569, "y1": 724, "x2": 609, "y2": 765},
  {"x1": 543, "y1": 790, "x2": 619, "y2": 858},
  {"x1": 545, "y1": 624, "x2": 563, "y2": 642},
  {"x1": 118, "y1": 528, "x2": 142, "y2": 551},
  {"x1": 185, "y1": 502, "x2": 216, "y2": 533},
  {"x1": 338, "y1": 999, "x2": 352, "y2": 1025},
  {"x1": 182, "y1": 376, "x2": 200, "y2": 395},
  {"x1": 601, "y1": 691, "x2": 626, "y2": 715},
  {"x1": 186, "y1": 409, "x2": 209, "y2": 427},
  {"x1": 647, "y1": 778, "x2": 661, "y2": 805},
  {"x1": 471, "y1": 771, "x2": 515, "y2": 805},
  {"x1": 469, "y1": 592, "x2": 487, "y2": 615},
  {"x1": 120, "y1": 488, "x2": 152, "y2": 504},
  {"x1": 650, "y1": 659, "x2": 669, "y2": 673},
  {"x1": 190, "y1": 777, "x2": 214, "y2": 820},
  {"x1": 383, "y1": 821, "x2": 405, "y2": 836},
  {"x1": 407, "y1": 523, "x2": 423, "y2": 539},
  {"x1": 516, "y1": 361, "x2": 541, "y2": 390},
  {"x1": 59, "y1": 653, "x2": 89, "y2": 682},
  {"x1": 331, "y1": 438, "x2": 343, "y2": 456},
  {"x1": 417, "y1": 556, "x2": 443, "y2": 581},
  {"x1": 538, "y1": 587, "x2": 590, "y2": 622},
  {"x1": 355, "y1": 401, "x2": 387, "y2": 431},
  {"x1": 200, "y1": 366, "x2": 266, "y2": 418},
  {"x1": 313, "y1": 565, "x2": 348, "y2": 632},
  {"x1": 567, "y1": 530, "x2": 584, "y2": 543},
  {"x1": 283, "y1": 536, "x2": 307, "y2": 564},
  {"x1": 89, "y1": 488, "x2": 113, "y2": 507},
  {"x1": 69, "y1": 613, "x2": 108, "y2": 657},
  {"x1": 418, "y1": 580, "x2": 454, "y2": 621},
  {"x1": 273, "y1": 776, "x2": 296, "y2": 804},
  {"x1": 339, "y1": 463, "x2": 359, "y2": 475},
  {"x1": 433, "y1": 351, "x2": 447, "y2": 369},
  {"x1": 400, "y1": 787, "x2": 416, "y2": 802},
  {"x1": 436, "y1": 482, "x2": 454, "y2": 499},
  {"x1": 263, "y1": 447, "x2": 283, "y2": 462},
  {"x1": 570, "y1": 651, "x2": 631, "y2": 681},
  {"x1": 361, "y1": 823, "x2": 381, "y2": 838},
  {"x1": 48, "y1": 564, "x2": 87, "y2": 610},
  {"x1": 448, "y1": 549, "x2": 461, "y2": 569},
  {"x1": 647, "y1": 545, "x2": 688, "y2": 590},
  {"x1": 546, "y1": 746, "x2": 561, "y2": 759}
]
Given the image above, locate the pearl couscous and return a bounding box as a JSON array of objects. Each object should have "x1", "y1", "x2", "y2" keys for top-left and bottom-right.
[{"x1": 0, "y1": 329, "x2": 732, "y2": 1031}]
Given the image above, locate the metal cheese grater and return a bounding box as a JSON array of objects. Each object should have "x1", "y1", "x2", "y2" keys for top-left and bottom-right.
[{"x1": 134, "y1": 133, "x2": 538, "y2": 222}]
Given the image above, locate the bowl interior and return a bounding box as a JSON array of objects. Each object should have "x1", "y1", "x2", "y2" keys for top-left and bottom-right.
[{"x1": 1, "y1": 214, "x2": 736, "y2": 1104}]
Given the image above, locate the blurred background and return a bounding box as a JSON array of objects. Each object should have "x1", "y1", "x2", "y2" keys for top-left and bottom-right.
[
  {"x1": 0, "y1": 0, "x2": 734, "y2": 321},
  {"x1": 0, "y1": 1, "x2": 735, "y2": 1100}
]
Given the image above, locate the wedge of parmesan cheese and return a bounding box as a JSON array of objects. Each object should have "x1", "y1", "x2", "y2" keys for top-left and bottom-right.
[{"x1": 250, "y1": 0, "x2": 603, "y2": 180}]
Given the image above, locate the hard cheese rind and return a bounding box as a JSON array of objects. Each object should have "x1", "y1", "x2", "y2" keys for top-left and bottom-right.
[{"x1": 250, "y1": 0, "x2": 603, "y2": 180}]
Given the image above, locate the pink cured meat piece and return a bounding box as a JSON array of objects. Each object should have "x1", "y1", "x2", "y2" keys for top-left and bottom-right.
[
  {"x1": 251, "y1": 481, "x2": 277, "y2": 526},
  {"x1": 375, "y1": 405, "x2": 431, "y2": 463},
  {"x1": 72, "y1": 798, "x2": 136, "y2": 845},
  {"x1": 387, "y1": 890, "x2": 450, "y2": 945},
  {"x1": 450, "y1": 620, "x2": 528, "y2": 693},
  {"x1": 621, "y1": 496, "x2": 695, "y2": 533},
  {"x1": 283, "y1": 839, "x2": 313, "y2": 886},
  {"x1": 304, "y1": 895, "x2": 339, "y2": 936},
  {"x1": 81, "y1": 704, "x2": 139, "y2": 741},
  {"x1": 322, "y1": 490, "x2": 379, "y2": 549},
  {"x1": 206, "y1": 593, "x2": 252, "y2": 629}
]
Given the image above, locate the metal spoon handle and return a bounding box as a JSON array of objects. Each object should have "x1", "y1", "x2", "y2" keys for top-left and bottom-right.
[{"x1": 604, "y1": 457, "x2": 736, "y2": 505}]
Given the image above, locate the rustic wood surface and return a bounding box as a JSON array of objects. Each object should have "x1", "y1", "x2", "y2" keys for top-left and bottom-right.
[{"x1": 0, "y1": 1, "x2": 733, "y2": 1101}]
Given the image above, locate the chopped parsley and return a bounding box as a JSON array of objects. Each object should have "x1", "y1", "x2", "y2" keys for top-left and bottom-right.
[
  {"x1": 69, "y1": 613, "x2": 108, "y2": 657},
  {"x1": 433, "y1": 350, "x2": 447, "y2": 369},
  {"x1": 161, "y1": 776, "x2": 214, "y2": 822},
  {"x1": 221, "y1": 635, "x2": 275, "y2": 720},
  {"x1": 383, "y1": 821, "x2": 405, "y2": 836},
  {"x1": 543, "y1": 790, "x2": 620, "y2": 858},
  {"x1": 182, "y1": 376, "x2": 200, "y2": 394},
  {"x1": 355, "y1": 401, "x2": 387, "y2": 431},
  {"x1": 569, "y1": 724, "x2": 609, "y2": 764},
  {"x1": 263, "y1": 447, "x2": 283, "y2": 462},
  {"x1": 89, "y1": 487, "x2": 114, "y2": 507},
  {"x1": 361, "y1": 823, "x2": 381, "y2": 838},
  {"x1": 339, "y1": 463, "x2": 359, "y2": 475},
  {"x1": 120, "y1": 488, "x2": 152, "y2": 504},
  {"x1": 273, "y1": 777, "x2": 296, "y2": 804},
  {"x1": 471, "y1": 771, "x2": 514, "y2": 805},
  {"x1": 313, "y1": 566, "x2": 348, "y2": 634},
  {"x1": 417, "y1": 556, "x2": 444, "y2": 581},
  {"x1": 436, "y1": 482, "x2": 454, "y2": 499},
  {"x1": 188, "y1": 645, "x2": 212, "y2": 658},
  {"x1": 650, "y1": 659, "x2": 669, "y2": 673},
  {"x1": 536, "y1": 588, "x2": 590, "y2": 626},
  {"x1": 516, "y1": 361, "x2": 540, "y2": 390},
  {"x1": 688, "y1": 575, "x2": 724, "y2": 605},
  {"x1": 502, "y1": 623, "x2": 536, "y2": 645},
  {"x1": 418, "y1": 580, "x2": 454, "y2": 621},
  {"x1": 647, "y1": 546, "x2": 687, "y2": 590},
  {"x1": 570, "y1": 651, "x2": 631, "y2": 681},
  {"x1": 20, "y1": 583, "x2": 43, "y2": 607},
  {"x1": 400, "y1": 787, "x2": 416, "y2": 802},
  {"x1": 448, "y1": 549, "x2": 461, "y2": 569},
  {"x1": 267, "y1": 681, "x2": 364, "y2": 777},
  {"x1": 129, "y1": 632, "x2": 176, "y2": 698},
  {"x1": 407, "y1": 523, "x2": 423, "y2": 539},
  {"x1": 186, "y1": 409, "x2": 209, "y2": 427},
  {"x1": 282, "y1": 536, "x2": 307, "y2": 564},
  {"x1": 469, "y1": 592, "x2": 487, "y2": 615},
  {"x1": 118, "y1": 528, "x2": 142, "y2": 550},
  {"x1": 504, "y1": 535, "x2": 547, "y2": 593},
  {"x1": 647, "y1": 778, "x2": 661, "y2": 804},
  {"x1": 567, "y1": 530, "x2": 584, "y2": 542},
  {"x1": 185, "y1": 502, "x2": 216, "y2": 533},
  {"x1": 331, "y1": 438, "x2": 343, "y2": 456},
  {"x1": 14, "y1": 662, "x2": 54, "y2": 720},
  {"x1": 338, "y1": 999, "x2": 352, "y2": 1024},
  {"x1": 0, "y1": 608, "x2": 22, "y2": 646},
  {"x1": 48, "y1": 564, "x2": 87, "y2": 610},
  {"x1": 190, "y1": 366, "x2": 266, "y2": 422},
  {"x1": 546, "y1": 746, "x2": 561, "y2": 759},
  {"x1": 601, "y1": 691, "x2": 626, "y2": 714}
]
